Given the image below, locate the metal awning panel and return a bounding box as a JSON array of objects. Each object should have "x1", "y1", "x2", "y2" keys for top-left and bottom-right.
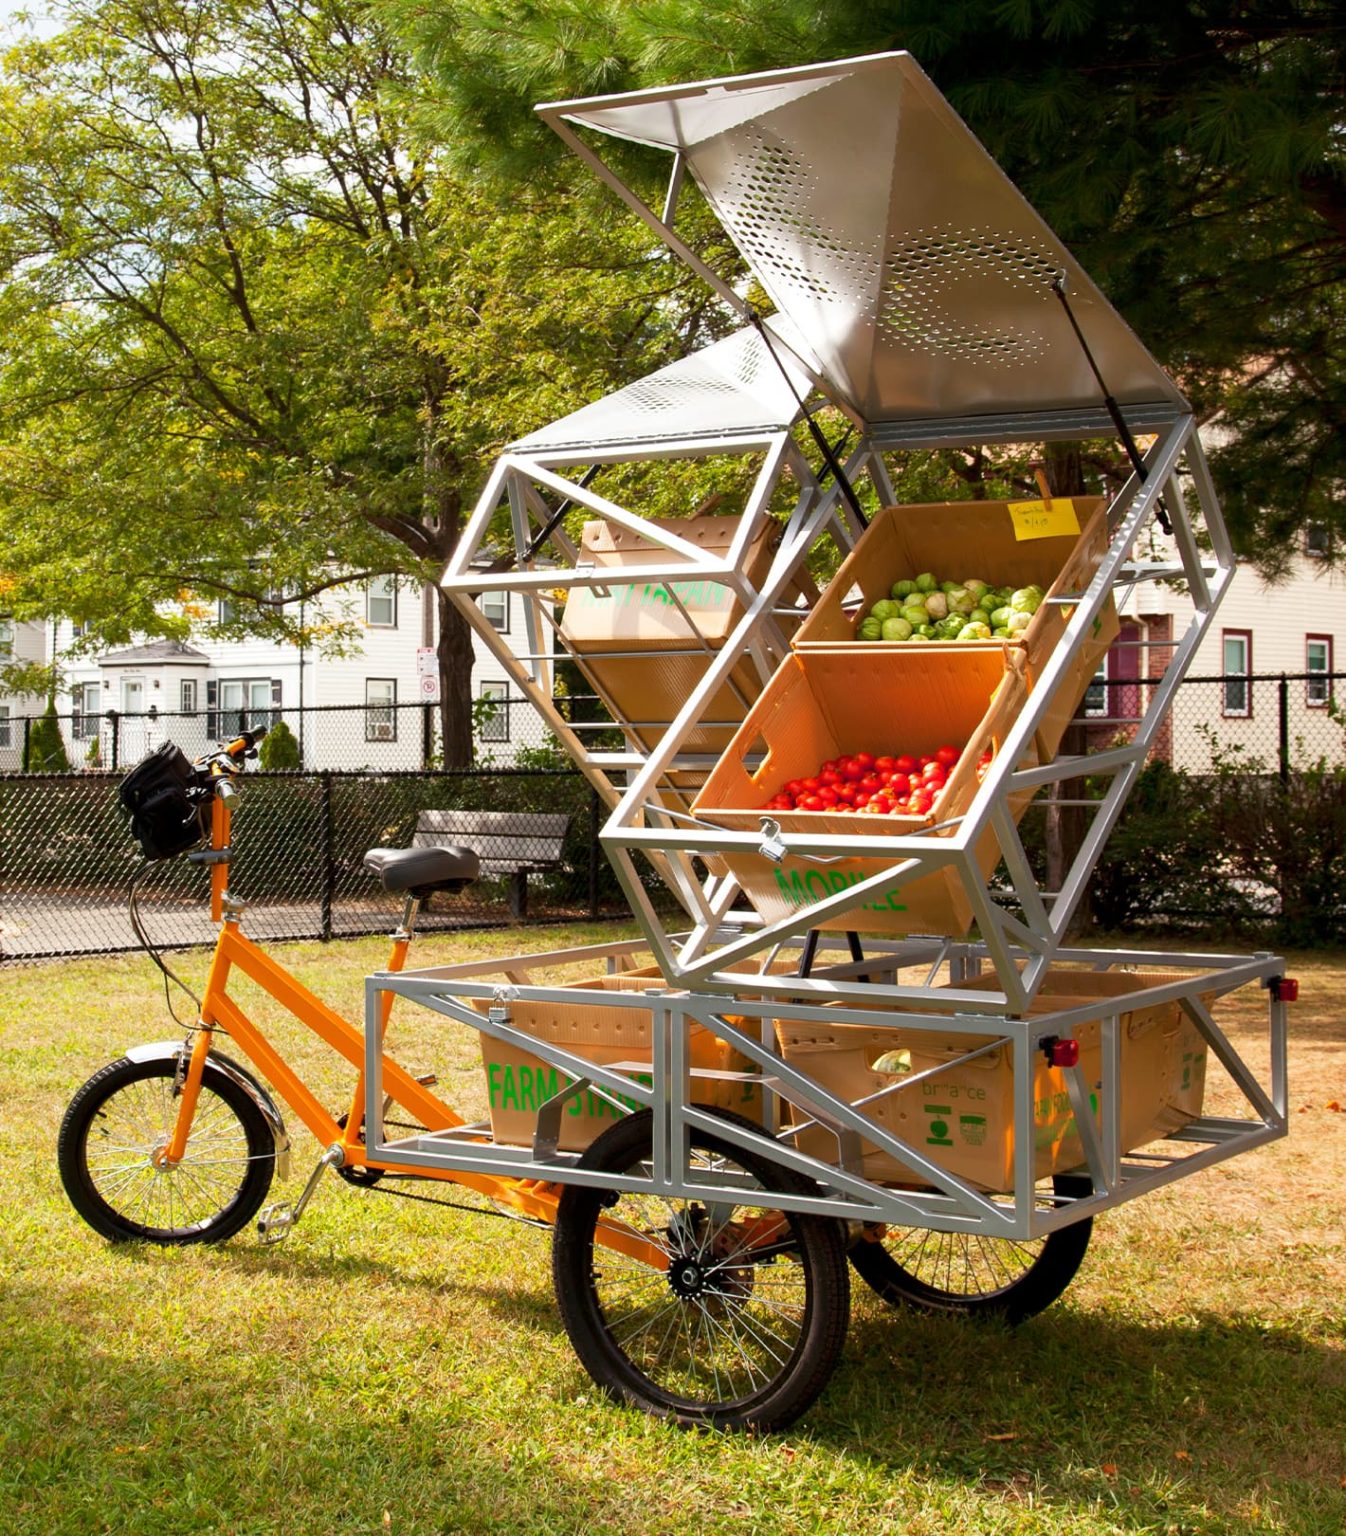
[
  {"x1": 540, "y1": 52, "x2": 1186, "y2": 429},
  {"x1": 509, "y1": 323, "x2": 812, "y2": 453}
]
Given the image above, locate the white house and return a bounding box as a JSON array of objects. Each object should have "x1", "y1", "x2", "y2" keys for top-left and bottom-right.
[
  {"x1": 1, "y1": 576, "x2": 546, "y2": 770},
  {"x1": 1085, "y1": 527, "x2": 1345, "y2": 772}
]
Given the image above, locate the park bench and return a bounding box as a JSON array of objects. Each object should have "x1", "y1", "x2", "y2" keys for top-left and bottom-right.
[{"x1": 412, "y1": 808, "x2": 571, "y2": 919}]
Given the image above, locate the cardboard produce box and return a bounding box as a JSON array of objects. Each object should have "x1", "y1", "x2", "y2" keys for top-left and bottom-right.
[
  {"x1": 692, "y1": 647, "x2": 1032, "y2": 937},
  {"x1": 792, "y1": 498, "x2": 1119, "y2": 760},
  {"x1": 559, "y1": 515, "x2": 783, "y2": 759},
  {"x1": 477, "y1": 968, "x2": 761, "y2": 1152},
  {"x1": 773, "y1": 968, "x2": 1210, "y2": 1193},
  {"x1": 957, "y1": 966, "x2": 1211, "y2": 1153}
]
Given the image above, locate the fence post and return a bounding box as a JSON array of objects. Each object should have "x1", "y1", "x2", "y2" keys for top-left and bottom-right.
[
  {"x1": 21, "y1": 716, "x2": 31, "y2": 772},
  {"x1": 107, "y1": 710, "x2": 120, "y2": 771},
  {"x1": 588, "y1": 785, "x2": 601, "y2": 918},
  {"x1": 1278, "y1": 674, "x2": 1290, "y2": 786},
  {"x1": 422, "y1": 702, "x2": 434, "y2": 768},
  {"x1": 320, "y1": 770, "x2": 335, "y2": 941}
]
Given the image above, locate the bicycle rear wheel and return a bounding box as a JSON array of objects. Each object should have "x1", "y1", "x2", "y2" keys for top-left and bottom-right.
[
  {"x1": 59, "y1": 1055, "x2": 276, "y2": 1244},
  {"x1": 848, "y1": 1175, "x2": 1094, "y2": 1323},
  {"x1": 552, "y1": 1109, "x2": 850, "y2": 1431}
]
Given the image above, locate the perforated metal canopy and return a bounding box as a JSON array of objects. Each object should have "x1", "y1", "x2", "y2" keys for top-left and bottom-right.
[
  {"x1": 511, "y1": 321, "x2": 811, "y2": 454},
  {"x1": 539, "y1": 52, "x2": 1187, "y2": 432}
]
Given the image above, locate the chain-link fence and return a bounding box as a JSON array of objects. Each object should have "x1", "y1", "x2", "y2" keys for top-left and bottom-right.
[
  {"x1": 4, "y1": 672, "x2": 1344, "y2": 963},
  {"x1": 0, "y1": 766, "x2": 636, "y2": 963},
  {"x1": 1084, "y1": 671, "x2": 1346, "y2": 773}
]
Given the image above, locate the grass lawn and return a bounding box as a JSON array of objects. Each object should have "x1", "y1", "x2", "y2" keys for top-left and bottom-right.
[{"x1": 2, "y1": 923, "x2": 1343, "y2": 1536}]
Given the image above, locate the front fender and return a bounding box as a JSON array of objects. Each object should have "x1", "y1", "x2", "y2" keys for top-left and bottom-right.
[{"x1": 124, "y1": 1041, "x2": 291, "y2": 1180}]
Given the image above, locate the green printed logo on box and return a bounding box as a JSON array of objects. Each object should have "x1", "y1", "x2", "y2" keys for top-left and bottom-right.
[
  {"x1": 774, "y1": 864, "x2": 908, "y2": 914},
  {"x1": 925, "y1": 1104, "x2": 954, "y2": 1147},
  {"x1": 958, "y1": 1114, "x2": 987, "y2": 1146},
  {"x1": 485, "y1": 1060, "x2": 650, "y2": 1124}
]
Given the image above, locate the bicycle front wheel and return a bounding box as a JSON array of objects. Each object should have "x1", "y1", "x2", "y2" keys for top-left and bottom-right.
[
  {"x1": 552, "y1": 1109, "x2": 850, "y2": 1432},
  {"x1": 58, "y1": 1056, "x2": 276, "y2": 1244}
]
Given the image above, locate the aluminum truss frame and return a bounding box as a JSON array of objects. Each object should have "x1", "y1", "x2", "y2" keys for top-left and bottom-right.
[
  {"x1": 403, "y1": 53, "x2": 1288, "y2": 1242},
  {"x1": 363, "y1": 938, "x2": 1288, "y2": 1240}
]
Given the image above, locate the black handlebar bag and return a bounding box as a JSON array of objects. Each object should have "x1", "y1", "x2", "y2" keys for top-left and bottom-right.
[{"x1": 119, "y1": 743, "x2": 209, "y2": 860}]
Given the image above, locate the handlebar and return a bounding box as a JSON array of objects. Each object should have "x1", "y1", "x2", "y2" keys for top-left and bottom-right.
[{"x1": 195, "y1": 723, "x2": 269, "y2": 780}]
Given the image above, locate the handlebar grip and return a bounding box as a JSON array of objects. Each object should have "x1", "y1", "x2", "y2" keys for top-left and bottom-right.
[{"x1": 244, "y1": 724, "x2": 269, "y2": 747}]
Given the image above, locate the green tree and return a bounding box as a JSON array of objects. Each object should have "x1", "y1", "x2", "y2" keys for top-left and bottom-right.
[
  {"x1": 26, "y1": 698, "x2": 71, "y2": 771},
  {"x1": 0, "y1": 0, "x2": 711, "y2": 763},
  {"x1": 384, "y1": 0, "x2": 1346, "y2": 573},
  {"x1": 258, "y1": 718, "x2": 302, "y2": 770}
]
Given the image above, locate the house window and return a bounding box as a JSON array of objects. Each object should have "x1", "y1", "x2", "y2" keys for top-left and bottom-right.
[
  {"x1": 479, "y1": 590, "x2": 509, "y2": 631},
  {"x1": 477, "y1": 681, "x2": 510, "y2": 743},
  {"x1": 366, "y1": 679, "x2": 396, "y2": 741},
  {"x1": 209, "y1": 678, "x2": 279, "y2": 737},
  {"x1": 367, "y1": 576, "x2": 398, "y2": 628},
  {"x1": 217, "y1": 596, "x2": 238, "y2": 625},
  {"x1": 71, "y1": 682, "x2": 102, "y2": 739},
  {"x1": 180, "y1": 679, "x2": 198, "y2": 715},
  {"x1": 0, "y1": 705, "x2": 10, "y2": 750},
  {"x1": 0, "y1": 618, "x2": 13, "y2": 656},
  {"x1": 1307, "y1": 636, "x2": 1333, "y2": 707},
  {"x1": 1221, "y1": 630, "x2": 1252, "y2": 718},
  {"x1": 1305, "y1": 524, "x2": 1330, "y2": 560}
]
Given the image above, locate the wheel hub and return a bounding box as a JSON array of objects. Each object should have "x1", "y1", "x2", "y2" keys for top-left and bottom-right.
[{"x1": 667, "y1": 1256, "x2": 708, "y2": 1298}]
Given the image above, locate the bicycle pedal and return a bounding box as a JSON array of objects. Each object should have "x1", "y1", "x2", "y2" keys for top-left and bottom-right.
[
  {"x1": 415, "y1": 1072, "x2": 438, "y2": 1087},
  {"x1": 257, "y1": 1202, "x2": 295, "y2": 1244}
]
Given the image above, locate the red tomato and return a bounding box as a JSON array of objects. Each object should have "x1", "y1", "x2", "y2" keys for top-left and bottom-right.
[
  {"x1": 859, "y1": 773, "x2": 883, "y2": 793},
  {"x1": 894, "y1": 755, "x2": 916, "y2": 775},
  {"x1": 918, "y1": 755, "x2": 934, "y2": 769},
  {"x1": 855, "y1": 792, "x2": 871, "y2": 808},
  {"x1": 801, "y1": 776, "x2": 821, "y2": 793},
  {"x1": 817, "y1": 787, "x2": 839, "y2": 806},
  {"x1": 784, "y1": 779, "x2": 805, "y2": 797},
  {"x1": 836, "y1": 783, "x2": 858, "y2": 804},
  {"x1": 862, "y1": 800, "x2": 886, "y2": 815},
  {"x1": 935, "y1": 744, "x2": 960, "y2": 767},
  {"x1": 907, "y1": 773, "x2": 924, "y2": 791},
  {"x1": 840, "y1": 759, "x2": 865, "y2": 782},
  {"x1": 854, "y1": 751, "x2": 875, "y2": 770},
  {"x1": 922, "y1": 761, "x2": 946, "y2": 780},
  {"x1": 819, "y1": 768, "x2": 842, "y2": 787},
  {"x1": 799, "y1": 793, "x2": 825, "y2": 811},
  {"x1": 820, "y1": 760, "x2": 838, "y2": 775},
  {"x1": 874, "y1": 755, "x2": 896, "y2": 774},
  {"x1": 909, "y1": 791, "x2": 933, "y2": 814}
]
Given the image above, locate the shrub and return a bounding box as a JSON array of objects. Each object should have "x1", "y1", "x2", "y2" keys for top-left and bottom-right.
[
  {"x1": 258, "y1": 719, "x2": 302, "y2": 771},
  {"x1": 26, "y1": 700, "x2": 71, "y2": 772}
]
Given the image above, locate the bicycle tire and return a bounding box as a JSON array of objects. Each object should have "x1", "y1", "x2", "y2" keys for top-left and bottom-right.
[
  {"x1": 848, "y1": 1174, "x2": 1094, "y2": 1324},
  {"x1": 58, "y1": 1055, "x2": 276, "y2": 1244},
  {"x1": 552, "y1": 1108, "x2": 850, "y2": 1431}
]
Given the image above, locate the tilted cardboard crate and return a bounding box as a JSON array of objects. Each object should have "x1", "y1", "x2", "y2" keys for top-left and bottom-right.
[
  {"x1": 773, "y1": 969, "x2": 1210, "y2": 1193},
  {"x1": 792, "y1": 498, "x2": 1119, "y2": 759},
  {"x1": 559, "y1": 515, "x2": 784, "y2": 759},
  {"x1": 477, "y1": 968, "x2": 761, "y2": 1151},
  {"x1": 692, "y1": 647, "x2": 1032, "y2": 936}
]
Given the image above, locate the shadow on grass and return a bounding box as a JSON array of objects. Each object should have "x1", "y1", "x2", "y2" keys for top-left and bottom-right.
[{"x1": 822, "y1": 1296, "x2": 1346, "y2": 1530}]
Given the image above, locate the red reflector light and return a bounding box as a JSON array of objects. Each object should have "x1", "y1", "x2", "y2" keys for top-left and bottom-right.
[
  {"x1": 1273, "y1": 977, "x2": 1299, "y2": 1002},
  {"x1": 1049, "y1": 1039, "x2": 1081, "y2": 1069}
]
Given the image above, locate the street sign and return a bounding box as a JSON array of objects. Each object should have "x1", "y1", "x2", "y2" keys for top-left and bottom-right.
[{"x1": 416, "y1": 648, "x2": 440, "y2": 701}]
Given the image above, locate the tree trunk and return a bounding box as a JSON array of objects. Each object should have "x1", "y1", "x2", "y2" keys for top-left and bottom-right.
[
  {"x1": 1041, "y1": 442, "x2": 1094, "y2": 939},
  {"x1": 436, "y1": 586, "x2": 475, "y2": 767}
]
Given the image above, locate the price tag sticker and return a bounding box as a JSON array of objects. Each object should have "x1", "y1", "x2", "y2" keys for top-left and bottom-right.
[{"x1": 1007, "y1": 498, "x2": 1080, "y2": 542}]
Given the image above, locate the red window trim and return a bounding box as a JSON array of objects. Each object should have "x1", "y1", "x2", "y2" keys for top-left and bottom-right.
[{"x1": 1221, "y1": 628, "x2": 1253, "y2": 718}]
